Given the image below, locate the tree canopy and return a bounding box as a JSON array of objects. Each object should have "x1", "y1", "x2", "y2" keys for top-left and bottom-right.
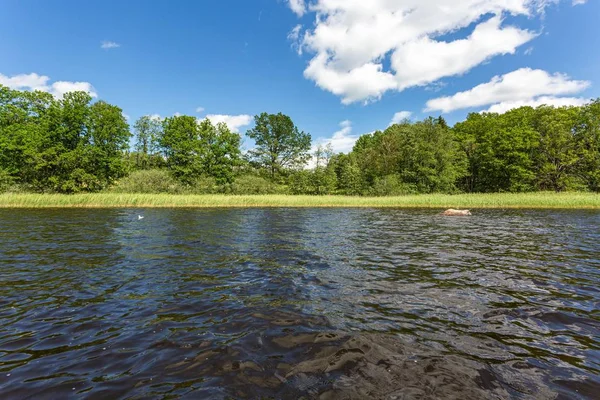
[
  {"x1": 1, "y1": 84, "x2": 599, "y2": 195},
  {"x1": 246, "y1": 112, "x2": 312, "y2": 179}
]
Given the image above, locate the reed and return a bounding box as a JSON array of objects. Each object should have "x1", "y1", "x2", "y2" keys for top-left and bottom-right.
[{"x1": 0, "y1": 192, "x2": 599, "y2": 209}]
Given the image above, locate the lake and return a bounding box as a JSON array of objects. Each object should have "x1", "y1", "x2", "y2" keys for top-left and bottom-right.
[{"x1": 0, "y1": 208, "x2": 599, "y2": 399}]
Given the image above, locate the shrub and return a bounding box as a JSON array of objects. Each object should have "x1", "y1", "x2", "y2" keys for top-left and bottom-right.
[
  {"x1": 110, "y1": 169, "x2": 182, "y2": 193},
  {"x1": 185, "y1": 176, "x2": 219, "y2": 194},
  {"x1": 369, "y1": 174, "x2": 417, "y2": 196},
  {"x1": 0, "y1": 169, "x2": 14, "y2": 193},
  {"x1": 225, "y1": 175, "x2": 288, "y2": 195}
]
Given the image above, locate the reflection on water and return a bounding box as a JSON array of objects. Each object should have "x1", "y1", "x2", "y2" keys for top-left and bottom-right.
[{"x1": 0, "y1": 208, "x2": 599, "y2": 399}]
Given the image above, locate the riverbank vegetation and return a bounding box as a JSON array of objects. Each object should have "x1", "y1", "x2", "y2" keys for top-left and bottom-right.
[
  {"x1": 1, "y1": 192, "x2": 598, "y2": 209},
  {"x1": 1, "y1": 84, "x2": 599, "y2": 198}
]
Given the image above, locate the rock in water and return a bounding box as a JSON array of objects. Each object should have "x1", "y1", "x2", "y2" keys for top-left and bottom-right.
[{"x1": 442, "y1": 209, "x2": 472, "y2": 216}]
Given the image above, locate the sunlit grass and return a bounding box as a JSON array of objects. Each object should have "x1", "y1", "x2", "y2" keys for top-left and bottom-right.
[{"x1": 0, "y1": 192, "x2": 599, "y2": 208}]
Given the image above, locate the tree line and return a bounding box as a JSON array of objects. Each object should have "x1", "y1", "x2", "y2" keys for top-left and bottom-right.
[{"x1": 1, "y1": 84, "x2": 599, "y2": 194}]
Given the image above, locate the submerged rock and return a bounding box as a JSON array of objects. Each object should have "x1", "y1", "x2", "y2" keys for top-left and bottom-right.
[{"x1": 443, "y1": 209, "x2": 472, "y2": 216}]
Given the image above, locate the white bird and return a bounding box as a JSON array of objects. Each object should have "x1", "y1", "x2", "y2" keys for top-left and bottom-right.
[{"x1": 138, "y1": 215, "x2": 144, "y2": 220}]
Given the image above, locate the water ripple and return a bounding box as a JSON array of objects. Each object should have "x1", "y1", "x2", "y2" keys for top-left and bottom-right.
[{"x1": 0, "y1": 208, "x2": 599, "y2": 399}]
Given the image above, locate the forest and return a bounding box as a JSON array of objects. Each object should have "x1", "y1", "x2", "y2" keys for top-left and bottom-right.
[{"x1": 1, "y1": 84, "x2": 599, "y2": 195}]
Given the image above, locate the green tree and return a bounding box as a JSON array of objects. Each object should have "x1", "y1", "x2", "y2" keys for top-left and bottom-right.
[
  {"x1": 160, "y1": 115, "x2": 202, "y2": 184},
  {"x1": 85, "y1": 101, "x2": 131, "y2": 189},
  {"x1": 576, "y1": 99, "x2": 600, "y2": 191},
  {"x1": 532, "y1": 106, "x2": 583, "y2": 191},
  {"x1": 454, "y1": 109, "x2": 538, "y2": 192},
  {"x1": 246, "y1": 112, "x2": 311, "y2": 179},
  {"x1": 133, "y1": 115, "x2": 162, "y2": 169},
  {"x1": 197, "y1": 119, "x2": 241, "y2": 184}
]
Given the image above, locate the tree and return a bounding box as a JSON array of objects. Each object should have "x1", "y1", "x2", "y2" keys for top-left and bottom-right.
[
  {"x1": 394, "y1": 118, "x2": 465, "y2": 193},
  {"x1": 0, "y1": 86, "x2": 131, "y2": 193},
  {"x1": 532, "y1": 106, "x2": 583, "y2": 191},
  {"x1": 197, "y1": 119, "x2": 241, "y2": 184},
  {"x1": 246, "y1": 112, "x2": 311, "y2": 179},
  {"x1": 159, "y1": 116, "x2": 242, "y2": 185},
  {"x1": 454, "y1": 109, "x2": 538, "y2": 192},
  {"x1": 351, "y1": 119, "x2": 465, "y2": 194},
  {"x1": 86, "y1": 101, "x2": 131, "y2": 188},
  {"x1": 576, "y1": 99, "x2": 600, "y2": 191},
  {"x1": 133, "y1": 115, "x2": 162, "y2": 169},
  {"x1": 160, "y1": 115, "x2": 202, "y2": 184}
]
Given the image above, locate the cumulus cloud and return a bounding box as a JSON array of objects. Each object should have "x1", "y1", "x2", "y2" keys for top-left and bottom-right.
[
  {"x1": 485, "y1": 96, "x2": 590, "y2": 113},
  {"x1": 290, "y1": 0, "x2": 580, "y2": 104},
  {"x1": 425, "y1": 68, "x2": 590, "y2": 113},
  {"x1": 313, "y1": 120, "x2": 361, "y2": 155},
  {"x1": 206, "y1": 114, "x2": 253, "y2": 133},
  {"x1": 287, "y1": 0, "x2": 306, "y2": 17},
  {"x1": 195, "y1": 106, "x2": 205, "y2": 113},
  {"x1": 0, "y1": 72, "x2": 97, "y2": 98},
  {"x1": 101, "y1": 41, "x2": 120, "y2": 49},
  {"x1": 390, "y1": 111, "x2": 413, "y2": 125}
]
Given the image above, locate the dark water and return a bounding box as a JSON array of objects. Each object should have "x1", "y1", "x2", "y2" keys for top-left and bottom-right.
[{"x1": 0, "y1": 208, "x2": 599, "y2": 399}]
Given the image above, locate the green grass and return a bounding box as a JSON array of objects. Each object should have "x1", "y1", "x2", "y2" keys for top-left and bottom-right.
[{"x1": 0, "y1": 192, "x2": 599, "y2": 208}]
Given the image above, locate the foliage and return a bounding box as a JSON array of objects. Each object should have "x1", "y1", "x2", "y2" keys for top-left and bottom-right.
[
  {"x1": 454, "y1": 103, "x2": 600, "y2": 193},
  {"x1": 225, "y1": 175, "x2": 288, "y2": 195},
  {"x1": 197, "y1": 119, "x2": 241, "y2": 184},
  {"x1": 111, "y1": 169, "x2": 182, "y2": 194},
  {"x1": 0, "y1": 168, "x2": 13, "y2": 193},
  {"x1": 345, "y1": 117, "x2": 465, "y2": 194},
  {"x1": 133, "y1": 115, "x2": 163, "y2": 169},
  {"x1": 0, "y1": 85, "x2": 130, "y2": 193},
  {"x1": 576, "y1": 100, "x2": 600, "y2": 191},
  {"x1": 369, "y1": 174, "x2": 417, "y2": 196},
  {"x1": 246, "y1": 112, "x2": 312, "y2": 179},
  {"x1": 330, "y1": 153, "x2": 365, "y2": 195},
  {"x1": 2, "y1": 83, "x2": 599, "y2": 195},
  {"x1": 159, "y1": 116, "x2": 241, "y2": 185}
]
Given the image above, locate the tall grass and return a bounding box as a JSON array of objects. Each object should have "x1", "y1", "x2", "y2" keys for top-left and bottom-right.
[{"x1": 0, "y1": 192, "x2": 599, "y2": 208}]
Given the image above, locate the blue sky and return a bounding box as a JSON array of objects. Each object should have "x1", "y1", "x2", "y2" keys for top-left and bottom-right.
[{"x1": 1, "y1": 0, "x2": 598, "y2": 153}]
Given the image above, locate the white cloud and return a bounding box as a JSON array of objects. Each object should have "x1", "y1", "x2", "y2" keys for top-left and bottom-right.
[
  {"x1": 290, "y1": 0, "x2": 579, "y2": 104},
  {"x1": 287, "y1": 0, "x2": 306, "y2": 17},
  {"x1": 485, "y1": 96, "x2": 589, "y2": 113},
  {"x1": 288, "y1": 24, "x2": 304, "y2": 54},
  {"x1": 390, "y1": 111, "x2": 412, "y2": 125},
  {"x1": 315, "y1": 120, "x2": 360, "y2": 154},
  {"x1": 288, "y1": 24, "x2": 302, "y2": 41},
  {"x1": 572, "y1": 0, "x2": 587, "y2": 5},
  {"x1": 205, "y1": 114, "x2": 253, "y2": 133},
  {"x1": 390, "y1": 16, "x2": 535, "y2": 90},
  {"x1": 425, "y1": 68, "x2": 590, "y2": 113},
  {"x1": 0, "y1": 72, "x2": 97, "y2": 98},
  {"x1": 51, "y1": 81, "x2": 98, "y2": 99},
  {"x1": 308, "y1": 120, "x2": 372, "y2": 168},
  {"x1": 0, "y1": 72, "x2": 49, "y2": 91},
  {"x1": 101, "y1": 41, "x2": 120, "y2": 50},
  {"x1": 195, "y1": 106, "x2": 205, "y2": 113}
]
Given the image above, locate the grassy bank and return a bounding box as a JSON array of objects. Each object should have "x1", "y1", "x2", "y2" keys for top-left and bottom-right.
[{"x1": 0, "y1": 192, "x2": 599, "y2": 209}]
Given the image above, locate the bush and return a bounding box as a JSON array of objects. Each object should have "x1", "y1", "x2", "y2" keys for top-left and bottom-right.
[
  {"x1": 225, "y1": 175, "x2": 288, "y2": 195},
  {"x1": 0, "y1": 169, "x2": 14, "y2": 193},
  {"x1": 110, "y1": 169, "x2": 182, "y2": 193},
  {"x1": 185, "y1": 176, "x2": 220, "y2": 194},
  {"x1": 369, "y1": 174, "x2": 417, "y2": 196}
]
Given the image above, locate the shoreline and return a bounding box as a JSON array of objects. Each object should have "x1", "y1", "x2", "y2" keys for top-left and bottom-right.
[{"x1": 1, "y1": 192, "x2": 599, "y2": 209}]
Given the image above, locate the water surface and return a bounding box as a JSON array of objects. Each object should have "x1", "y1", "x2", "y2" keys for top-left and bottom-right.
[{"x1": 0, "y1": 208, "x2": 599, "y2": 399}]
